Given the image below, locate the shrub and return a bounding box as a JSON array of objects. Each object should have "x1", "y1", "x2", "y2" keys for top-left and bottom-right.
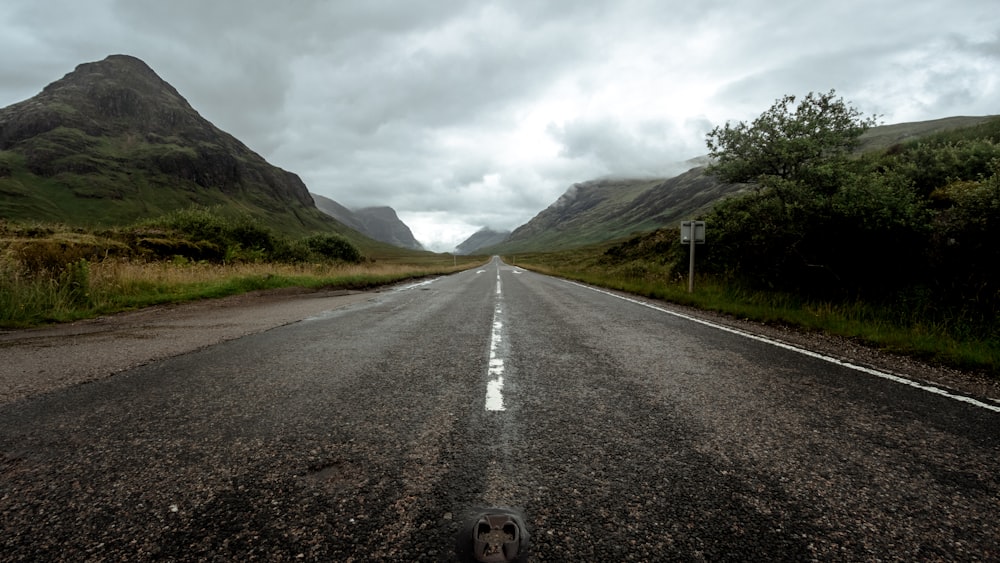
[
  {"x1": 227, "y1": 218, "x2": 277, "y2": 255},
  {"x1": 304, "y1": 234, "x2": 363, "y2": 263},
  {"x1": 271, "y1": 238, "x2": 312, "y2": 263},
  {"x1": 147, "y1": 206, "x2": 229, "y2": 244},
  {"x1": 140, "y1": 206, "x2": 281, "y2": 263}
]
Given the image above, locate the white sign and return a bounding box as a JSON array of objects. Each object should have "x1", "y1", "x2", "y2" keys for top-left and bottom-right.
[
  {"x1": 680, "y1": 221, "x2": 706, "y2": 244},
  {"x1": 681, "y1": 220, "x2": 706, "y2": 293}
]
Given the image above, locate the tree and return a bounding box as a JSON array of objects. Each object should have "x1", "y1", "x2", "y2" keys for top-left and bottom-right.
[
  {"x1": 700, "y1": 92, "x2": 931, "y2": 297},
  {"x1": 705, "y1": 90, "x2": 878, "y2": 188}
]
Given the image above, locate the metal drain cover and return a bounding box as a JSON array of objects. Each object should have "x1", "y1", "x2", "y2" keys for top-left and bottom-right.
[{"x1": 456, "y1": 507, "x2": 529, "y2": 562}]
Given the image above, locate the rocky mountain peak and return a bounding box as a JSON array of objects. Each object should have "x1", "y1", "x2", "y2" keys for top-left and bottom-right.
[
  {"x1": 0, "y1": 54, "x2": 321, "y2": 225},
  {"x1": 1, "y1": 55, "x2": 210, "y2": 149}
]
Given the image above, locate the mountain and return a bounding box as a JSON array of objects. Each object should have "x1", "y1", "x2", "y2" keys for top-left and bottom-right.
[
  {"x1": 455, "y1": 227, "x2": 510, "y2": 255},
  {"x1": 354, "y1": 207, "x2": 423, "y2": 250},
  {"x1": 493, "y1": 177, "x2": 666, "y2": 253},
  {"x1": 311, "y1": 192, "x2": 422, "y2": 250},
  {"x1": 610, "y1": 166, "x2": 745, "y2": 231},
  {"x1": 489, "y1": 172, "x2": 743, "y2": 253},
  {"x1": 309, "y1": 192, "x2": 360, "y2": 230},
  {"x1": 0, "y1": 54, "x2": 353, "y2": 238}
]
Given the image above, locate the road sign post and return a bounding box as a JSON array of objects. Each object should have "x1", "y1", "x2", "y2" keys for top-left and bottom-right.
[{"x1": 680, "y1": 221, "x2": 706, "y2": 293}]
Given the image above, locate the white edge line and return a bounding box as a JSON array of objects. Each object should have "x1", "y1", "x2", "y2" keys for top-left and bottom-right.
[{"x1": 564, "y1": 280, "x2": 1000, "y2": 414}]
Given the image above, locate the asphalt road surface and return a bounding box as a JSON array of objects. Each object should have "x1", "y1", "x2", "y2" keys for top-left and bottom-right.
[{"x1": 1, "y1": 258, "x2": 997, "y2": 561}]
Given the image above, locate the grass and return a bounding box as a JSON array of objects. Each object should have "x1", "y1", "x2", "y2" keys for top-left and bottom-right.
[
  {"x1": 0, "y1": 253, "x2": 488, "y2": 328},
  {"x1": 0, "y1": 216, "x2": 495, "y2": 328},
  {"x1": 509, "y1": 249, "x2": 1000, "y2": 376}
]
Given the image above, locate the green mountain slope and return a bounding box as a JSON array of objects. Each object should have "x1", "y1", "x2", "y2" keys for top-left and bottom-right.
[
  {"x1": 491, "y1": 177, "x2": 667, "y2": 253},
  {"x1": 0, "y1": 55, "x2": 355, "y2": 240},
  {"x1": 490, "y1": 171, "x2": 744, "y2": 254}
]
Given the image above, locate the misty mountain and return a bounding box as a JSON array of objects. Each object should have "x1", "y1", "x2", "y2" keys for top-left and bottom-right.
[
  {"x1": 0, "y1": 54, "x2": 360, "y2": 239},
  {"x1": 454, "y1": 227, "x2": 511, "y2": 255},
  {"x1": 311, "y1": 193, "x2": 423, "y2": 250},
  {"x1": 488, "y1": 173, "x2": 741, "y2": 253}
]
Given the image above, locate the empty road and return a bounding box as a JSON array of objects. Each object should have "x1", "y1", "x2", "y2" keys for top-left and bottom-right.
[{"x1": 1, "y1": 257, "x2": 997, "y2": 561}]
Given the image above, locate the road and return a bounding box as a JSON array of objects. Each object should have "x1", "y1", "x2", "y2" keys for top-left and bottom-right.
[{"x1": 1, "y1": 257, "x2": 997, "y2": 561}]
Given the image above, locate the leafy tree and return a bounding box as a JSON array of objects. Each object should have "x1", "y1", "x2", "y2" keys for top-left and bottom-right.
[
  {"x1": 700, "y1": 92, "x2": 933, "y2": 297},
  {"x1": 706, "y1": 90, "x2": 878, "y2": 190}
]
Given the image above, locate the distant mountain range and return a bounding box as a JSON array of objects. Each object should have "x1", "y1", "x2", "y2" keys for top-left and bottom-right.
[
  {"x1": 311, "y1": 193, "x2": 423, "y2": 250},
  {"x1": 0, "y1": 54, "x2": 423, "y2": 252},
  {"x1": 454, "y1": 227, "x2": 510, "y2": 255}
]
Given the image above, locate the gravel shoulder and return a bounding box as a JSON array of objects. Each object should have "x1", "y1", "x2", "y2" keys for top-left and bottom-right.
[{"x1": 1, "y1": 283, "x2": 997, "y2": 409}]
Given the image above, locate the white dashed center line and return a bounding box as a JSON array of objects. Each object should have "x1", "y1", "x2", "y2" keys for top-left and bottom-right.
[{"x1": 485, "y1": 266, "x2": 506, "y2": 411}]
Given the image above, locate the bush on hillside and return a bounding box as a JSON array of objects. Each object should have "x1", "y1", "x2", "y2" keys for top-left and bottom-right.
[
  {"x1": 304, "y1": 233, "x2": 363, "y2": 263},
  {"x1": 136, "y1": 206, "x2": 363, "y2": 264}
]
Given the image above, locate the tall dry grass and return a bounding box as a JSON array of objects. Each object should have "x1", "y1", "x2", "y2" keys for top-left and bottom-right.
[{"x1": 1, "y1": 257, "x2": 478, "y2": 328}]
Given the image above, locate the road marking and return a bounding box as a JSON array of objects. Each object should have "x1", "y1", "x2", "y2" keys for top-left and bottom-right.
[
  {"x1": 486, "y1": 268, "x2": 506, "y2": 411},
  {"x1": 394, "y1": 278, "x2": 439, "y2": 291},
  {"x1": 565, "y1": 280, "x2": 1000, "y2": 414}
]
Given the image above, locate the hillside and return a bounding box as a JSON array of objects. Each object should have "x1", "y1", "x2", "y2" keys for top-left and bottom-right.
[
  {"x1": 854, "y1": 115, "x2": 996, "y2": 152},
  {"x1": 490, "y1": 172, "x2": 743, "y2": 253},
  {"x1": 455, "y1": 227, "x2": 510, "y2": 255},
  {"x1": 311, "y1": 193, "x2": 423, "y2": 250},
  {"x1": 490, "y1": 178, "x2": 664, "y2": 253},
  {"x1": 353, "y1": 207, "x2": 423, "y2": 250},
  {"x1": 488, "y1": 116, "x2": 996, "y2": 254},
  {"x1": 0, "y1": 55, "x2": 356, "y2": 240}
]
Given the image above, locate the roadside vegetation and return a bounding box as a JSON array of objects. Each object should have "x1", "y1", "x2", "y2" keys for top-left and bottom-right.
[
  {"x1": 0, "y1": 206, "x2": 485, "y2": 327},
  {"x1": 512, "y1": 93, "x2": 1000, "y2": 375}
]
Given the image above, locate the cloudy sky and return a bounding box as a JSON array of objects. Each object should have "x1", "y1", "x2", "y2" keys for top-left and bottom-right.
[{"x1": 2, "y1": 1, "x2": 998, "y2": 250}]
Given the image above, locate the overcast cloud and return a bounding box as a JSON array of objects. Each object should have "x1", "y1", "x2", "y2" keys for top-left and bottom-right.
[{"x1": 1, "y1": 1, "x2": 997, "y2": 250}]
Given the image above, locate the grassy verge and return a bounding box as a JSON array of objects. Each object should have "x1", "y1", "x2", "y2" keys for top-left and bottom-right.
[
  {"x1": 509, "y1": 252, "x2": 1000, "y2": 376},
  {"x1": 0, "y1": 257, "x2": 486, "y2": 328},
  {"x1": 0, "y1": 214, "x2": 489, "y2": 328}
]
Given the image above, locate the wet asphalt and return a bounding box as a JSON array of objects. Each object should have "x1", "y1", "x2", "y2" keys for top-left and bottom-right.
[{"x1": 1, "y1": 258, "x2": 997, "y2": 561}]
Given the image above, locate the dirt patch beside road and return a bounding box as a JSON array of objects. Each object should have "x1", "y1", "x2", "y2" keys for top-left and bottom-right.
[{"x1": 0, "y1": 287, "x2": 375, "y2": 406}]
